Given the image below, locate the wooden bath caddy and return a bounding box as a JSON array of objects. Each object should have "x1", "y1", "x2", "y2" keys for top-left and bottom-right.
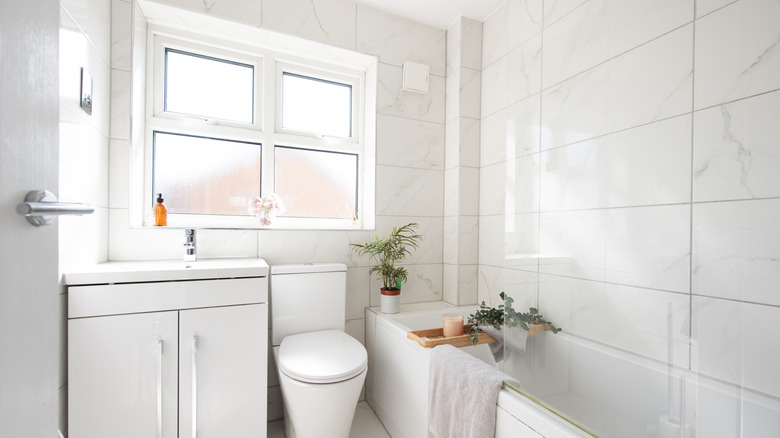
[
  {"x1": 407, "y1": 324, "x2": 495, "y2": 348},
  {"x1": 406, "y1": 323, "x2": 550, "y2": 348}
]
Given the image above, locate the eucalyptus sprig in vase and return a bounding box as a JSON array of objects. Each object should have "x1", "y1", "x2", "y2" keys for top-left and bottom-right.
[{"x1": 467, "y1": 292, "x2": 561, "y2": 345}]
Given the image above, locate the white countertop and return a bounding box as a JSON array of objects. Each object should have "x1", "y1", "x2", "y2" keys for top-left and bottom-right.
[{"x1": 63, "y1": 258, "x2": 269, "y2": 285}]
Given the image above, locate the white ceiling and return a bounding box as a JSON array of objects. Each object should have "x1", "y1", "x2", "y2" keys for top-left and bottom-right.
[{"x1": 352, "y1": 0, "x2": 505, "y2": 29}]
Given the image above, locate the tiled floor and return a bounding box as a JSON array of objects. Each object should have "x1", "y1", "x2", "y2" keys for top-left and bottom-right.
[{"x1": 267, "y1": 401, "x2": 391, "y2": 438}]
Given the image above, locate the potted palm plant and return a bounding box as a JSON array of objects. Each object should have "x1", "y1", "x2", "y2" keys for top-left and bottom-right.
[{"x1": 351, "y1": 223, "x2": 422, "y2": 314}]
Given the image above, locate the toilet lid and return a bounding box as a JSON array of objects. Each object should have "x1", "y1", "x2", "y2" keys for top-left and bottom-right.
[{"x1": 278, "y1": 330, "x2": 367, "y2": 384}]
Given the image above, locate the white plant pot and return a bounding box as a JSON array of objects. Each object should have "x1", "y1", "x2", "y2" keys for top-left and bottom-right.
[{"x1": 380, "y1": 290, "x2": 400, "y2": 314}]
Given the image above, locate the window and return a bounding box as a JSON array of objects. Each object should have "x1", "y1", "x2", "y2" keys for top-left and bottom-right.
[
  {"x1": 274, "y1": 146, "x2": 357, "y2": 219},
  {"x1": 164, "y1": 49, "x2": 254, "y2": 123},
  {"x1": 281, "y1": 72, "x2": 352, "y2": 137},
  {"x1": 141, "y1": 26, "x2": 375, "y2": 229},
  {"x1": 153, "y1": 131, "x2": 262, "y2": 216}
]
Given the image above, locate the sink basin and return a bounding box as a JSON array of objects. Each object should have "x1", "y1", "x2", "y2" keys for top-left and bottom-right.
[{"x1": 63, "y1": 258, "x2": 269, "y2": 285}]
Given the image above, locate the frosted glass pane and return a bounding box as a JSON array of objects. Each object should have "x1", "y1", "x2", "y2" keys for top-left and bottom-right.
[
  {"x1": 153, "y1": 132, "x2": 261, "y2": 215},
  {"x1": 282, "y1": 73, "x2": 351, "y2": 137},
  {"x1": 275, "y1": 146, "x2": 357, "y2": 219},
  {"x1": 165, "y1": 49, "x2": 254, "y2": 123}
]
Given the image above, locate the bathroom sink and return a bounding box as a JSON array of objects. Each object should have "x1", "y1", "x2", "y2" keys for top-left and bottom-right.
[{"x1": 63, "y1": 258, "x2": 269, "y2": 285}]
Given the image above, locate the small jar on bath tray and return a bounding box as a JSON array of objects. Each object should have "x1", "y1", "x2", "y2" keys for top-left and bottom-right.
[{"x1": 442, "y1": 314, "x2": 464, "y2": 337}]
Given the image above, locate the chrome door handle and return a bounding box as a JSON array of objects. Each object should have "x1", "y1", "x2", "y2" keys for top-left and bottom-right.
[{"x1": 16, "y1": 190, "x2": 94, "y2": 226}]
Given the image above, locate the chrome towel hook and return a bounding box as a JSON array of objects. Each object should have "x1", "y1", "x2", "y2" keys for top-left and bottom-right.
[{"x1": 16, "y1": 190, "x2": 94, "y2": 227}]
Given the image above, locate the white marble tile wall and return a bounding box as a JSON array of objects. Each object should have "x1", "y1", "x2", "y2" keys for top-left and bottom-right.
[
  {"x1": 541, "y1": 0, "x2": 692, "y2": 89},
  {"x1": 539, "y1": 115, "x2": 692, "y2": 211},
  {"x1": 481, "y1": 2, "x2": 509, "y2": 69},
  {"x1": 543, "y1": 0, "x2": 588, "y2": 26},
  {"x1": 541, "y1": 24, "x2": 693, "y2": 151},
  {"x1": 692, "y1": 296, "x2": 780, "y2": 398},
  {"x1": 261, "y1": 0, "x2": 355, "y2": 50},
  {"x1": 483, "y1": 0, "x2": 780, "y2": 430},
  {"x1": 152, "y1": 0, "x2": 262, "y2": 26},
  {"x1": 444, "y1": 17, "x2": 482, "y2": 305},
  {"x1": 693, "y1": 90, "x2": 780, "y2": 202},
  {"x1": 59, "y1": 0, "x2": 111, "y2": 273},
  {"x1": 694, "y1": 0, "x2": 780, "y2": 110},
  {"x1": 376, "y1": 114, "x2": 444, "y2": 170},
  {"x1": 356, "y1": 6, "x2": 446, "y2": 77},
  {"x1": 695, "y1": 0, "x2": 737, "y2": 18},
  {"x1": 539, "y1": 275, "x2": 690, "y2": 367},
  {"x1": 693, "y1": 198, "x2": 780, "y2": 307}
]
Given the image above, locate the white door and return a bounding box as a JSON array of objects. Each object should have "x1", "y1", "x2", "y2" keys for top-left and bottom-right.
[
  {"x1": 179, "y1": 304, "x2": 268, "y2": 438},
  {"x1": 0, "y1": 0, "x2": 60, "y2": 436},
  {"x1": 68, "y1": 312, "x2": 179, "y2": 438}
]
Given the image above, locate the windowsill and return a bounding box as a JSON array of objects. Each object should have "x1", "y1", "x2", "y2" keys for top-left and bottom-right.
[
  {"x1": 135, "y1": 225, "x2": 372, "y2": 231},
  {"x1": 137, "y1": 215, "x2": 370, "y2": 231}
]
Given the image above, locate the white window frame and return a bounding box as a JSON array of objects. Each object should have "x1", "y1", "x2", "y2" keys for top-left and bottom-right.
[
  {"x1": 141, "y1": 24, "x2": 373, "y2": 230},
  {"x1": 269, "y1": 61, "x2": 364, "y2": 229}
]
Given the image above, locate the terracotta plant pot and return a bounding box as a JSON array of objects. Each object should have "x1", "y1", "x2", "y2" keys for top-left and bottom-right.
[{"x1": 380, "y1": 288, "x2": 400, "y2": 314}]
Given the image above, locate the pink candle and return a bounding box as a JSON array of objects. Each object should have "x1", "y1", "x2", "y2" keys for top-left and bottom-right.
[{"x1": 442, "y1": 313, "x2": 464, "y2": 337}]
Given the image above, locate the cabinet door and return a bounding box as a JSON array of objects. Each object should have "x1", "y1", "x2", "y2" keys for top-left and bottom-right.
[
  {"x1": 179, "y1": 304, "x2": 268, "y2": 438},
  {"x1": 69, "y1": 312, "x2": 178, "y2": 438}
]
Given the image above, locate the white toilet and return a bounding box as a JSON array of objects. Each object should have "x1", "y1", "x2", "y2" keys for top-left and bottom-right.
[{"x1": 270, "y1": 263, "x2": 367, "y2": 438}]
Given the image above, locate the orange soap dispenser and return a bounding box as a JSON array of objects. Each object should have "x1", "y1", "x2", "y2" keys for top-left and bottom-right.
[{"x1": 154, "y1": 193, "x2": 167, "y2": 226}]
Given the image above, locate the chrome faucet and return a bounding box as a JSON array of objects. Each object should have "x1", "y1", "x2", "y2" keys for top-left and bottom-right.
[{"x1": 183, "y1": 228, "x2": 197, "y2": 261}]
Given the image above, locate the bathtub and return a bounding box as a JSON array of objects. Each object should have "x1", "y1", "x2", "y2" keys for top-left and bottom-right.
[{"x1": 365, "y1": 303, "x2": 591, "y2": 438}]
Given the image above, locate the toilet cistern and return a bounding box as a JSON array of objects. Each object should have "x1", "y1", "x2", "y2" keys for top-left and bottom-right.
[{"x1": 183, "y1": 228, "x2": 197, "y2": 261}]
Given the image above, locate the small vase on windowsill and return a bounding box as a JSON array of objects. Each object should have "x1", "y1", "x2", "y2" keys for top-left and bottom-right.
[
  {"x1": 261, "y1": 211, "x2": 272, "y2": 227},
  {"x1": 249, "y1": 193, "x2": 286, "y2": 228}
]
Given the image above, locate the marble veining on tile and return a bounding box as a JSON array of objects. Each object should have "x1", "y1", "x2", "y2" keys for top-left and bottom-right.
[
  {"x1": 260, "y1": 0, "x2": 356, "y2": 50},
  {"x1": 693, "y1": 296, "x2": 780, "y2": 398},
  {"x1": 356, "y1": 5, "x2": 446, "y2": 77},
  {"x1": 542, "y1": 0, "x2": 589, "y2": 26},
  {"x1": 542, "y1": 0, "x2": 692, "y2": 89},
  {"x1": 376, "y1": 114, "x2": 444, "y2": 170},
  {"x1": 605, "y1": 205, "x2": 691, "y2": 293},
  {"x1": 694, "y1": 90, "x2": 780, "y2": 202},
  {"x1": 375, "y1": 166, "x2": 444, "y2": 217},
  {"x1": 541, "y1": 25, "x2": 693, "y2": 150},
  {"x1": 694, "y1": 0, "x2": 780, "y2": 109},
  {"x1": 481, "y1": 2, "x2": 508, "y2": 68},
  {"x1": 692, "y1": 199, "x2": 780, "y2": 307},
  {"x1": 111, "y1": 0, "x2": 132, "y2": 71},
  {"x1": 507, "y1": 0, "x2": 543, "y2": 47}
]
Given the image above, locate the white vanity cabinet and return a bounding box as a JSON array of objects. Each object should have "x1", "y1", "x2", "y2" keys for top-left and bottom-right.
[
  {"x1": 65, "y1": 259, "x2": 269, "y2": 438},
  {"x1": 68, "y1": 310, "x2": 180, "y2": 437}
]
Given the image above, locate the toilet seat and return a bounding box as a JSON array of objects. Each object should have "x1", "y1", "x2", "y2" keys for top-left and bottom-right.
[{"x1": 278, "y1": 330, "x2": 367, "y2": 384}]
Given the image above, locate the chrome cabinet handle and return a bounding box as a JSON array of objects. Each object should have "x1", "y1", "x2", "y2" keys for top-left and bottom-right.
[
  {"x1": 192, "y1": 336, "x2": 199, "y2": 438},
  {"x1": 16, "y1": 190, "x2": 94, "y2": 226},
  {"x1": 157, "y1": 340, "x2": 163, "y2": 438}
]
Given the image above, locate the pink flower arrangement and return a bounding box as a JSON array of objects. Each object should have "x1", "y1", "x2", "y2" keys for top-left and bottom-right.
[{"x1": 248, "y1": 193, "x2": 286, "y2": 226}]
